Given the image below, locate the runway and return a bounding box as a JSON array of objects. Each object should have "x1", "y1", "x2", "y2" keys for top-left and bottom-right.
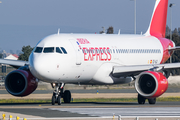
[
  {"x1": 51, "y1": 107, "x2": 180, "y2": 116},
  {"x1": 0, "y1": 102, "x2": 180, "y2": 120}
]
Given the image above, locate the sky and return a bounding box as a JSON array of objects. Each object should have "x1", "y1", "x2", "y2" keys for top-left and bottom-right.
[{"x1": 0, "y1": 0, "x2": 179, "y2": 53}]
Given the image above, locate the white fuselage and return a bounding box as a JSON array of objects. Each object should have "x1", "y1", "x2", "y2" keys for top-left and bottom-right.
[{"x1": 29, "y1": 33, "x2": 165, "y2": 85}]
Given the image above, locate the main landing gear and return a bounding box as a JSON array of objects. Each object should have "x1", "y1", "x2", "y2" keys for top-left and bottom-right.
[
  {"x1": 138, "y1": 94, "x2": 156, "y2": 104},
  {"x1": 51, "y1": 83, "x2": 71, "y2": 105}
]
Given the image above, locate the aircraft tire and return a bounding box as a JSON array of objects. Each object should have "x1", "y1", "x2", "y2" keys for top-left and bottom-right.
[
  {"x1": 52, "y1": 96, "x2": 56, "y2": 105},
  {"x1": 58, "y1": 95, "x2": 61, "y2": 105},
  {"x1": 138, "y1": 94, "x2": 146, "y2": 104},
  {"x1": 63, "y1": 90, "x2": 71, "y2": 103},
  {"x1": 148, "y1": 98, "x2": 156, "y2": 104}
]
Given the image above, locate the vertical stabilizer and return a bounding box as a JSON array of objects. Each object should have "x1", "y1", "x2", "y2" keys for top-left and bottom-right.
[{"x1": 145, "y1": 0, "x2": 168, "y2": 38}]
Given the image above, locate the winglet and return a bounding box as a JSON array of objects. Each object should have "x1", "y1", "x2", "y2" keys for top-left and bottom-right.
[{"x1": 145, "y1": 0, "x2": 168, "y2": 38}]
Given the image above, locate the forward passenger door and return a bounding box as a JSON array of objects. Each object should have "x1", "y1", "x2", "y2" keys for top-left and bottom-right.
[{"x1": 69, "y1": 39, "x2": 82, "y2": 65}]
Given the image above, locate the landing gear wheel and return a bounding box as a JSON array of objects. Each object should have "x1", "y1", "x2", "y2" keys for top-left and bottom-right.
[
  {"x1": 52, "y1": 95, "x2": 56, "y2": 105},
  {"x1": 58, "y1": 95, "x2": 61, "y2": 105},
  {"x1": 138, "y1": 94, "x2": 146, "y2": 104},
  {"x1": 63, "y1": 90, "x2": 71, "y2": 103},
  {"x1": 148, "y1": 98, "x2": 156, "y2": 104}
]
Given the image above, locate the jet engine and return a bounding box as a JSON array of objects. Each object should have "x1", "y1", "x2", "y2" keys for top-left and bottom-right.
[
  {"x1": 135, "y1": 71, "x2": 168, "y2": 98},
  {"x1": 5, "y1": 70, "x2": 38, "y2": 97}
]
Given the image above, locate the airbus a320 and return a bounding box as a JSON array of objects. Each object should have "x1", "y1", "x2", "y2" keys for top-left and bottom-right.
[{"x1": 1, "y1": 0, "x2": 180, "y2": 105}]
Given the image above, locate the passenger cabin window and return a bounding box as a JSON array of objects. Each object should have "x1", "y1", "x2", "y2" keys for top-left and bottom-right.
[
  {"x1": 43, "y1": 47, "x2": 54, "y2": 53},
  {"x1": 61, "y1": 47, "x2": 67, "y2": 54},
  {"x1": 56, "y1": 47, "x2": 62, "y2": 54},
  {"x1": 110, "y1": 49, "x2": 112, "y2": 53},
  {"x1": 34, "y1": 47, "x2": 43, "y2": 53}
]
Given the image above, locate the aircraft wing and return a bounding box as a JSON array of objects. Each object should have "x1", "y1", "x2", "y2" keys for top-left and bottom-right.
[
  {"x1": 0, "y1": 59, "x2": 28, "y2": 68},
  {"x1": 112, "y1": 63, "x2": 180, "y2": 78}
]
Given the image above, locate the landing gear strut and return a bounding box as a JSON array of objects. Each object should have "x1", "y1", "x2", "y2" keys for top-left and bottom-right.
[{"x1": 51, "y1": 83, "x2": 71, "y2": 105}]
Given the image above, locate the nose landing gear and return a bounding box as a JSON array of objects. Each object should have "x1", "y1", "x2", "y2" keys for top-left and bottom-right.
[{"x1": 51, "y1": 83, "x2": 71, "y2": 105}]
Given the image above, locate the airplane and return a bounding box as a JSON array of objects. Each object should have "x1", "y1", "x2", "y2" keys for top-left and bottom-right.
[{"x1": 1, "y1": 0, "x2": 180, "y2": 105}]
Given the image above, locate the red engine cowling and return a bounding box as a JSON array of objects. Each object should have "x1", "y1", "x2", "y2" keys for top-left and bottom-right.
[
  {"x1": 135, "y1": 71, "x2": 168, "y2": 98},
  {"x1": 5, "y1": 70, "x2": 38, "y2": 97}
]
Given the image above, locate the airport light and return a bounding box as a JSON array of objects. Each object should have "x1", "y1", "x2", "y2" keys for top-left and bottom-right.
[
  {"x1": 169, "y1": 3, "x2": 175, "y2": 63},
  {"x1": 130, "y1": 0, "x2": 136, "y2": 34},
  {"x1": 169, "y1": 3, "x2": 175, "y2": 40}
]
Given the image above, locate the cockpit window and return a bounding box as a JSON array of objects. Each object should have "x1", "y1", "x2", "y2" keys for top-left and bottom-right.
[
  {"x1": 34, "y1": 47, "x2": 43, "y2": 53},
  {"x1": 60, "y1": 47, "x2": 67, "y2": 54},
  {"x1": 43, "y1": 47, "x2": 54, "y2": 53},
  {"x1": 56, "y1": 47, "x2": 62, "y2": 54}
]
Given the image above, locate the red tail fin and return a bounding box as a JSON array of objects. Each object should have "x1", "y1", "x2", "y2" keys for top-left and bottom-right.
[{"x1": 145, "y1": 0, "x2": 168, "y2": 38}]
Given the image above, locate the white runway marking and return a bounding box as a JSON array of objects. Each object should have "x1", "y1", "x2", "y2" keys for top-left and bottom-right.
[{"x1": 49, "y1": 107, "x2": 180, "y2": 117}]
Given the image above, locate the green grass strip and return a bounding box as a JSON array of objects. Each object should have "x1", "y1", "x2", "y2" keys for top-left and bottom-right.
[
  {"x1": 0, "y1": 99, "x2": 51, "y2": 103},
  {"x1": 0, "y1": 97, "x2": 180, "y2": 104},
  {"x1": 157, "y1": 97, "x2": 180, "y2": 102}
]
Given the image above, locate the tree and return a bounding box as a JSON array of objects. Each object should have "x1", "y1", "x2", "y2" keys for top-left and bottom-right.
[
  {"x1": 18, "y1": 45, "x2": 34, "y2": 61},
  {"x1": 166, "y1": 26, "x2": 170, "y2": 36},
  {"x1": 173, "y1": 28, "x2": 178, "y2": 35},
  {"x1": 0, "y1": 53, "x2": 3, "y2": 58},
  {"x1": 107, "y1": 26, "x2": 114, "y2": 34},
  {"x1": 178, "y1": 27, "x2": 180, "y2": 36},
  {"x1": 99, "y1": 26, "x2": 114, "y2": 34}
]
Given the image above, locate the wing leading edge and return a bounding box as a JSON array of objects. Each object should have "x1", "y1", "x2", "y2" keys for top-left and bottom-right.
[
  {"x1": 0, "y1": 59, "x2": 28, "y2": 68},
  {"x1": 112, "y1": 63, "x2": 180, "y2": 78}
]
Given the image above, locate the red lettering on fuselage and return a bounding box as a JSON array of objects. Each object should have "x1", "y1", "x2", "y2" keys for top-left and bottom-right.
[
  {"x1": 90, "y1": 47, "x2": 96, "y2": 61},
  {"x1": 99, "y1": 47, "x2": 103, "y2": 61},
  {"x1": 77, "y1": 38, "x2": 90, "y2": 44},
  {"x1": 95, "y1": 47, "x2": 100, "y2": 61},
  {"x1": 103, "y1": 47, "x2": 108, "y2": 61},
  {"x1": 83, "y1": 47, "x2": 112, "y2": 61},
  {"x1": 107, "y1": 47, "x2": 111, "y2": 61},
  {"x1": 83, "y1": 47, "x2": 88, "y2": 61}
]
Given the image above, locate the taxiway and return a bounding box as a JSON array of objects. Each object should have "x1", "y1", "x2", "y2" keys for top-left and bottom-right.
[{"x1": 0, "y1": 102, "x2": 180, "y2": 120}]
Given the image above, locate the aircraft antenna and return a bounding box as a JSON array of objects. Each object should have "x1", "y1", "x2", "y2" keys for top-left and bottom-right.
[
  {"x1": 58, "y1": 28, "x2": 60, "y2": 35},
  {"x1": 118, "y1": 29, "x2": 121, "y2": 35}
]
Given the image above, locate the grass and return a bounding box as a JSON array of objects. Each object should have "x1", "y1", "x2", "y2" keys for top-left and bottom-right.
[
  {"x1": 0, "y1": 99, "x2": 51, "y2": 103},
  {"x1": 0, "y1": 97, "x2": 180, "y2": 104},
  {"x1": 157, "y1": 97, "x2": 180, "y2": 102}
]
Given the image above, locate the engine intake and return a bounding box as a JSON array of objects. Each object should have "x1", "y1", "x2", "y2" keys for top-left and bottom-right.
[
  {"x1": 135, "y1": 71, "x2": 168, "y2": 98},
  {"x1": 5, "y1": 70, "x2": 38, "y2": 97}
]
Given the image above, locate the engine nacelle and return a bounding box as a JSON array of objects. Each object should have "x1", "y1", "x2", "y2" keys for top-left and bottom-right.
[
  {"x1": 135, "y1": 71, "x2": 168, "y2": 98},
  {"x1": 5, "y1": 70, "x2": 38, "y2": 97}
]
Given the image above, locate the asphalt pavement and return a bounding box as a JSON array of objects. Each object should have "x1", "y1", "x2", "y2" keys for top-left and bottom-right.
[{"x1": 1, "y1": 102, "x2": 180, "y2": 120}]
